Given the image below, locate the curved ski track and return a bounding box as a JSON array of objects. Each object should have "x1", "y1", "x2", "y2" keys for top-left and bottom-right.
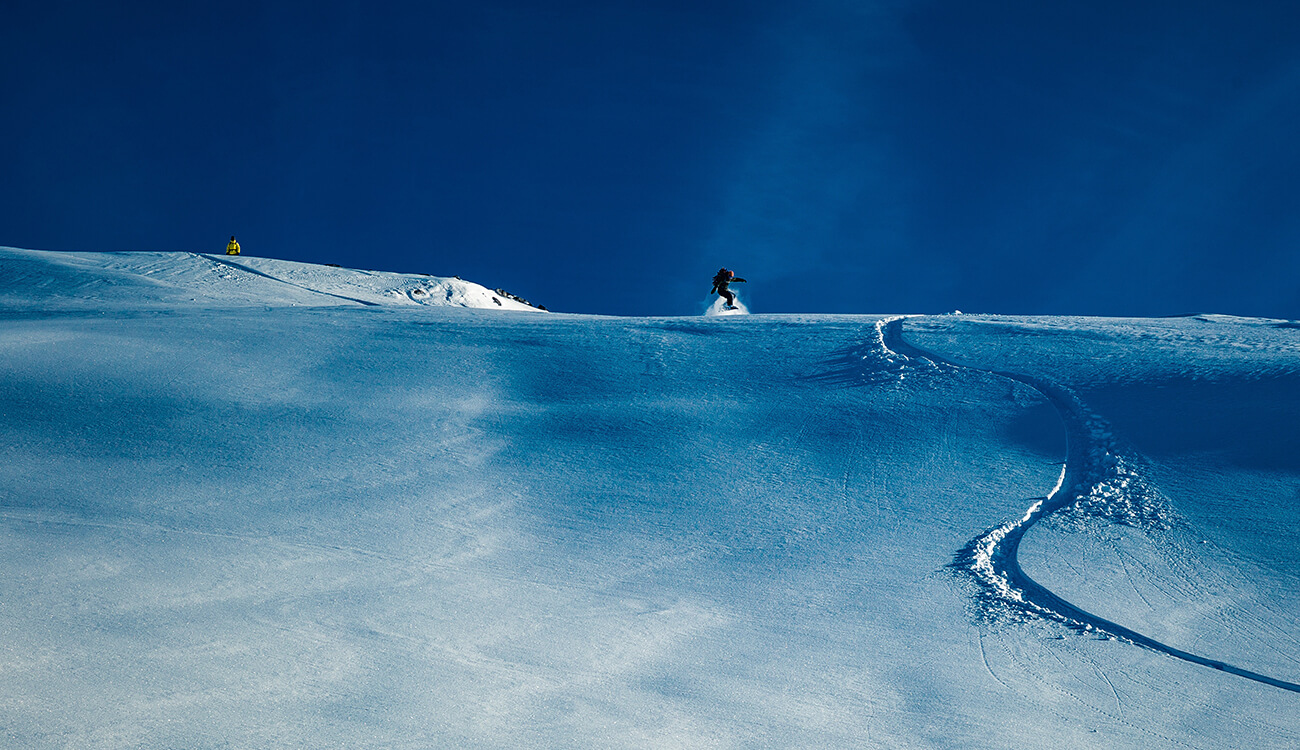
[{"x1": 878, "y1": 316, "x2": 1300, "y2": 694}]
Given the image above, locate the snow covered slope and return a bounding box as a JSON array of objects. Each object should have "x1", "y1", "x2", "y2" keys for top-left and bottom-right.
[
  {"x1": 0, "y1": 247, "x2": 544, "y2": 311},
  {"x1": 0, "y1": 250, "x2": 1296, "y2": 748}
]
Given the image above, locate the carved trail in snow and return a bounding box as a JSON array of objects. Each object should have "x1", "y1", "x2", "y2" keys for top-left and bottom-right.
[{"x1": 878, "y1": 316, "x2": 1300, "y2": 694}]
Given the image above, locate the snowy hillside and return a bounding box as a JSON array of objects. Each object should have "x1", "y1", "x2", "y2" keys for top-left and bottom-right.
[
  {"x1": 1, "y1": 249, "x2": 1297, "y2": 748},
  {"x1": 0, "y1": 247, "x2": 544, "y2": 311}
]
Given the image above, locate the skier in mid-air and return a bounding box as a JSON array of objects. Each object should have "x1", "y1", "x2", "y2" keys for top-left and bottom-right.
[{"x1": 710, "y1": 268, "x2": 747, "y2": 309}]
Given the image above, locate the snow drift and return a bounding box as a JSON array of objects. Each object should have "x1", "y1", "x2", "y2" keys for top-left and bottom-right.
[{"x1": 0, "y1": 247, "x2": 544, "y2": 312}]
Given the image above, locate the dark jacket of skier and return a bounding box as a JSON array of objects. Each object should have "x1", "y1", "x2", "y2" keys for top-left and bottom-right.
[{"x1": 710, "y1": 268, "x2": 747, "y2": 308}]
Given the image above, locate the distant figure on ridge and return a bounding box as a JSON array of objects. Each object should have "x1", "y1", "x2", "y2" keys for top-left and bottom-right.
[
  {"x1": 710, "y1": 267, "x2": 747, "y2": 309},
  {"x1": 226, "y1": 236, "x2": 241, "y2": 256}
]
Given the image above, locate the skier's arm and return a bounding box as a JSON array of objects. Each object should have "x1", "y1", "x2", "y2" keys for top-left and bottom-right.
[
  {"x1": 733, "y1": 277, "x2": 747, "y2": 283},
  {"x1": 710, "y1": 283, "x2": 718, "y2": 294}
]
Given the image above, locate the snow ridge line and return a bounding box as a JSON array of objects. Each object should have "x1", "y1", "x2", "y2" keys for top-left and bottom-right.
[
  {"x1": 199, "y1": 254, "x2": 382, "y2": 306},
  {"x1": 879, "y1": 316, "x2": 1300, "y2": 694}
]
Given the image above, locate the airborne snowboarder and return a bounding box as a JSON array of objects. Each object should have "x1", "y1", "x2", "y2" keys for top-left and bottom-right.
[{"x1": 710, "y1": 268, "x2": 747, "y2": 309}]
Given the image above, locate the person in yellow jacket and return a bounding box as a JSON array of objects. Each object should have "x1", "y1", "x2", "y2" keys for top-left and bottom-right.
[{"x1": 226, "y1": 236, "x2": 241, "y2": 255}]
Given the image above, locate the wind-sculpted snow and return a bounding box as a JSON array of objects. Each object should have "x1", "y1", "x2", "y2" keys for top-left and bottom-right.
[
  {"x1": 883, "y1": 317, "x2": 1300, "y2": 694},
  {"x1": 0, "y1": 247, "x2": 544, "y2": 312}
]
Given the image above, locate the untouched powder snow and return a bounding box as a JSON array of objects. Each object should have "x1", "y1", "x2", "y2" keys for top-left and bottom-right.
[{"x1": 0, "y1": 249, "x2": 1297, "y2": 748}]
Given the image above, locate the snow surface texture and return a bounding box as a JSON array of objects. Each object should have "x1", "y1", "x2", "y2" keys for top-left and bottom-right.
[
  {"x1": 884, "y1": 317, "x2": 1300, "y2": 693},
  {"x1": 1, "y1": 249, "x2": 1298, "y2": 748}
]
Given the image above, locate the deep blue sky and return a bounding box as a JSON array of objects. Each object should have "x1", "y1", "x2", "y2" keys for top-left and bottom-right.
[{"x1": 4, "y1": 1, "x2": 1299, "y2": 317}]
